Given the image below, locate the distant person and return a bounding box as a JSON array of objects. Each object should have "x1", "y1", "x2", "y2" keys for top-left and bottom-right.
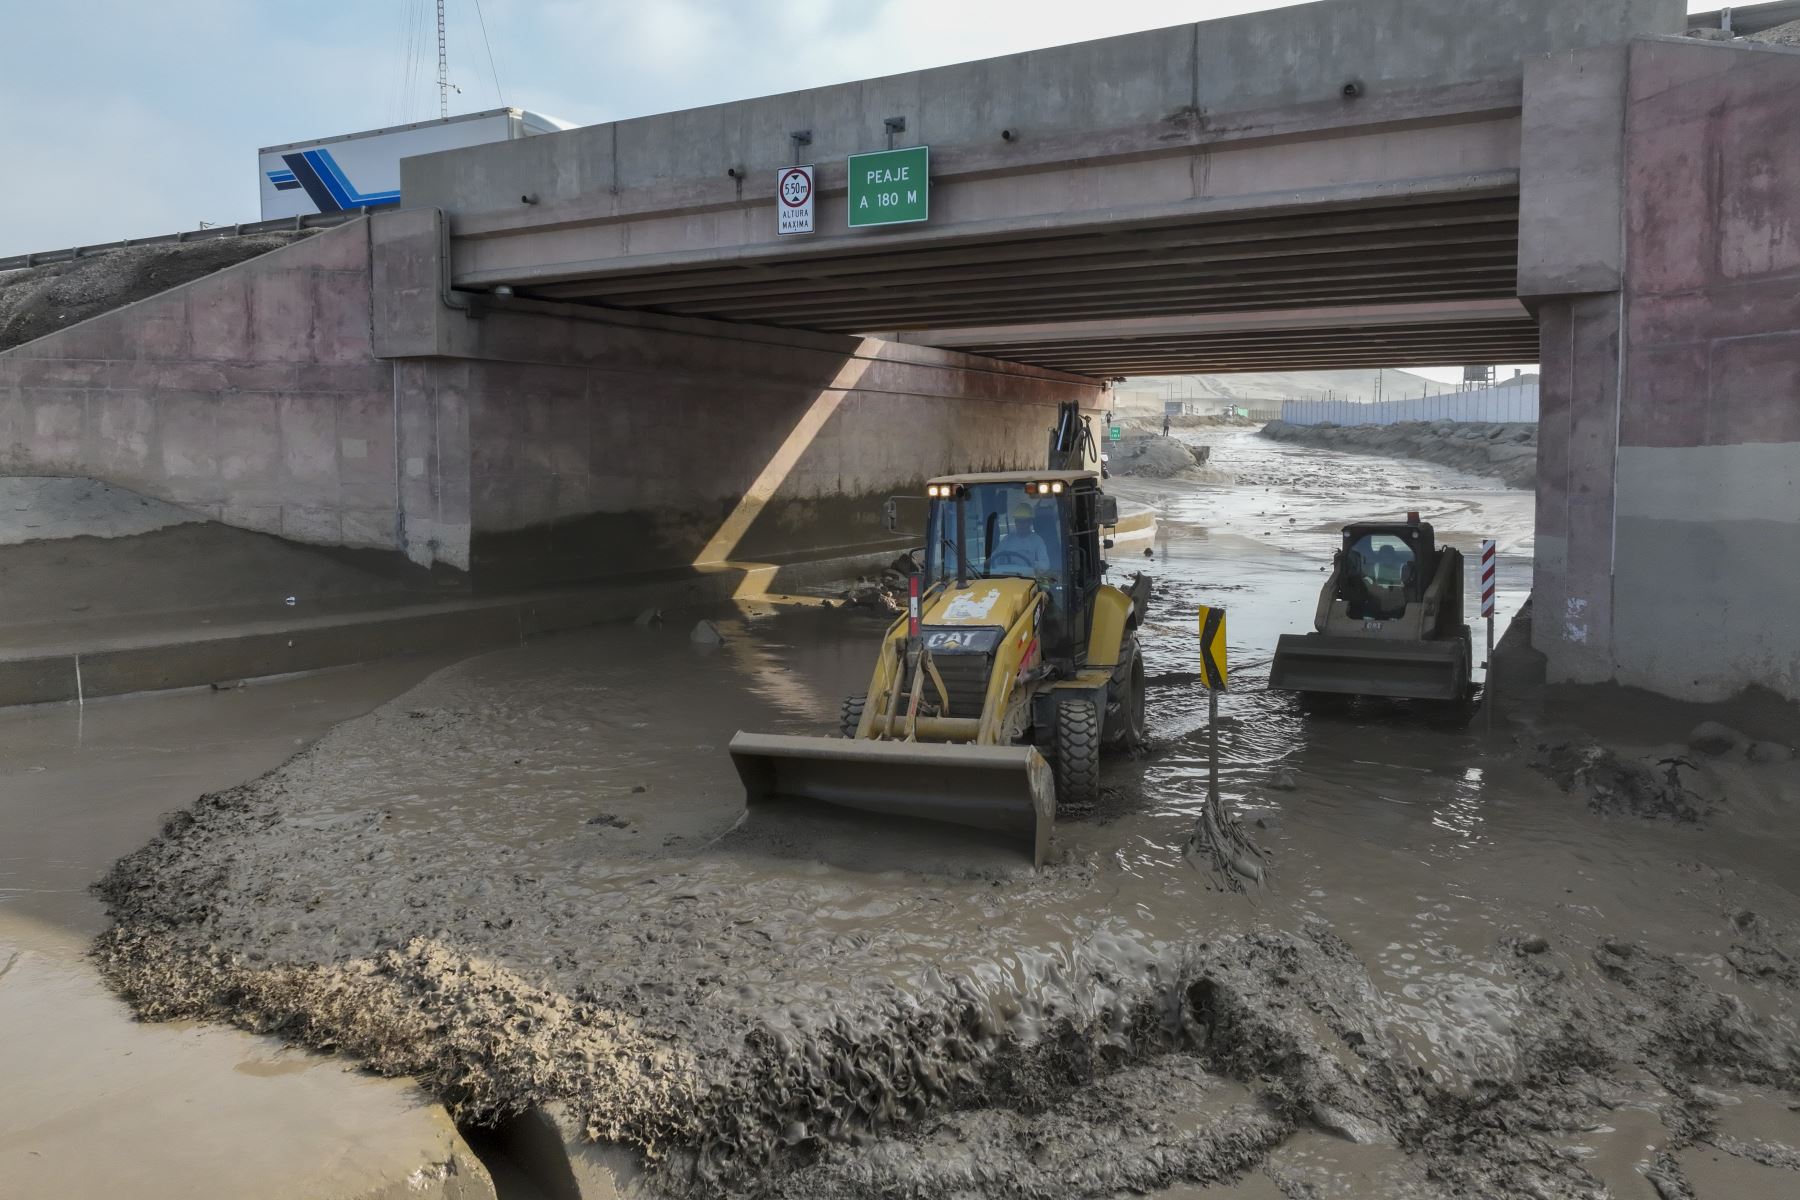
[{"x1": 1162, "y1": 414, "x2": 1171, "y2": 438}]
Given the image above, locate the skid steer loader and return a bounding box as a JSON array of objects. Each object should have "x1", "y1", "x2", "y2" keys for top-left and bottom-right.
[
  {"x1": 1268, "y1": 514, "x2": 1473, "y2": 705},
  {"x1": 729, "y1": 468, "x2": 1149, "y2": 866}
]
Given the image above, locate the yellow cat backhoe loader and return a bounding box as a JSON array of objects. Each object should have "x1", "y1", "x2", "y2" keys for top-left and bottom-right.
[{"x1": 729, "y1": 458, "x2": 1148, "y2": 866}]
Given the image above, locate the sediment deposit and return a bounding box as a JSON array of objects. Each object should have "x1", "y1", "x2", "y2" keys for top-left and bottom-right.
[
  {"x1": 91, "y1": 437, "x2": 1799, "y2": 1198},
  {"x1": 1258, "y1": 420, "x2": 1538, "y2": 488}
]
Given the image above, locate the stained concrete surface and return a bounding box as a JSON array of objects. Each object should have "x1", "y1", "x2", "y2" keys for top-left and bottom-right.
[
  {"x1": 0, "y1": 659, "x2": 498, "y2": 1200},
  {"x1": 79, "y1": 434, "x2": 1800, "y2": 1198},
  {"x1": 1529, "y1": 34, "x2": 1800, "y2": 702}
]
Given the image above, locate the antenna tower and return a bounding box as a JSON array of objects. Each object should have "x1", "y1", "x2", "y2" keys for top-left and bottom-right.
[{"x1": 436, "y1": 0, "x2": 449, "y2": 118}]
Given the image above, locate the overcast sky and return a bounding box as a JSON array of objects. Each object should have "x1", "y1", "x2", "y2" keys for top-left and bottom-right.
[
  {"x1": 0, "y1": 0, "x2": 1303, "y2": 253},
  {"x1": 1, "y1": 0, "x2": 1652, "y2": 378}
]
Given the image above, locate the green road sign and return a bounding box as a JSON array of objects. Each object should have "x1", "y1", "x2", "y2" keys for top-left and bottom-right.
[
  {"x1": 848, "y1": 146, "x2": 929, "y2": 227},
  {"x1": 1109, "y1": 425, "x2": 1122, "y2": 442}
]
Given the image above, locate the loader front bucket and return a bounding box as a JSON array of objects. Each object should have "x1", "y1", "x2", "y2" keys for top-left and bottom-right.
[
  {"x1": 728, "y1": 732, "x2": 1055, "y2": 867},
  {"x1": 1269, "y1": 633, "x2": 1467, "y2": 701}
]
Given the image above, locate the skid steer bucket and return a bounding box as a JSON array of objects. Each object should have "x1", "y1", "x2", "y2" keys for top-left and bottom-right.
[
  {"x1": 1269, "y1": 634, "x2": 1467, "y2": 701},
  {"x1": 729, "y1": 732, "x2": 1055, "y2": 866}
]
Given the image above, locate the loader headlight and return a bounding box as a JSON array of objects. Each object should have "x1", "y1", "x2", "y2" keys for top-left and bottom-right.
[{"x1": 1026, "y1": 480, "x2": 1066, "y2": 495}]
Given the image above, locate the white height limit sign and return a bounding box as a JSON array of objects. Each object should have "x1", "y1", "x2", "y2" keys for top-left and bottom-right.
[{"x1": 777, "y1": 165, "x2": 814, "y2": 235}]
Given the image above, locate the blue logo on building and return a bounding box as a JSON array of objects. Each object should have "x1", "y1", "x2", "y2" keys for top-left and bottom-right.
[{"x1": 267, "y1": 148, "x2": 401, "y2": 212}]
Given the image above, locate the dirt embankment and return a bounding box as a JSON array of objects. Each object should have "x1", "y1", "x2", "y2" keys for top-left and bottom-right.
[
  {"x1": 1109, "y1": 432, "x2": 1211, "y2": 478},
  {"x1": 1107, "y1": 416, "x2": 1254, "y2": 479},
  {"x1": 1259, "y1": 419, "x2": 1537, "y2": 488},
  {"x1": 0, "y1": 234, "x2": 314, "y2": 352}
]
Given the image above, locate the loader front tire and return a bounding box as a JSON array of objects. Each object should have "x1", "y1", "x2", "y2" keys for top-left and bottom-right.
[
  {"x1": 839, "y1": 694, "x2": 866, "y2": 739},
  {"x1": 1104, "y1": 640, "x2": 1147, "y2": 751},
  {"x1": 1053, "y1": 696, "x2": 1101, "y2": 810}
]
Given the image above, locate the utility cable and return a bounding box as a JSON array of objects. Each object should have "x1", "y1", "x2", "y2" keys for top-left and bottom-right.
[{"x1": 473, "y1": 0, "x2": 505, "y2": 106}]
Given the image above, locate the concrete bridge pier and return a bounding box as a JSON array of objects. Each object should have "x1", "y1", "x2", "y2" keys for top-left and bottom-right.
[{"x1": 1523, "y1": 35, "x2": 1800, "y2": 702}]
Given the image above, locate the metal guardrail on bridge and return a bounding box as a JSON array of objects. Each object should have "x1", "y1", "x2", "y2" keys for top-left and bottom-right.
[
  {"x1": 1687, "y1": 1, "x2": 1800, "y2": 34},
  {"x1": 0, "y1": 210, "x2": 372, "y2": 273}
]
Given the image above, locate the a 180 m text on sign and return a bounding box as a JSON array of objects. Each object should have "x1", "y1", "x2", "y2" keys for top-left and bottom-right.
[{"x1": 847, "y1": 146, "x2": 929, "y2": 227}]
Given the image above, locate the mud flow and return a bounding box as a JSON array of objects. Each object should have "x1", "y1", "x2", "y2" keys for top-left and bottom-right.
[{"x1": 95, "y1": 434, "x2": 1800, "y2": 1199}]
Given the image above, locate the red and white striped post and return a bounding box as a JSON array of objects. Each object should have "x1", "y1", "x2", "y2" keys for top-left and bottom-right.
[{"x1": 1480, "y1": 538, "x2": 1497, "y2": 733}]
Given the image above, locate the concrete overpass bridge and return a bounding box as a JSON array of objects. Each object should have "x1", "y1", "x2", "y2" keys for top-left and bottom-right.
[
  {"x1": 4, "y1": 0, "x2": 1798, "y2": 702},
  {"x1": 406, "y1": 0, "x2": 1577, "y2": 374}
]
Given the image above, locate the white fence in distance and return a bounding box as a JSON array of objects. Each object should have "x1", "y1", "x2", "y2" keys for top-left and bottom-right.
[{"x1": 1279, "y1": 382, "x2": 1539, "y2": 426}]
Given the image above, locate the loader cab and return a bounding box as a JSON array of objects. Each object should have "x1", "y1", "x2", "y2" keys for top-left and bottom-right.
[
  {"x1": 922, "y1": 472, "x2": 1107, "y2": 669},
  {"x1": 1339, "y1": 520, "x2": 1437, "y2": 620}
]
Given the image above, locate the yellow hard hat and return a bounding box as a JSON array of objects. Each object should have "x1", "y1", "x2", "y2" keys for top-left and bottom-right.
[{"x1": 1011, "y1": 502, "x2": 1033, "y2": 520}]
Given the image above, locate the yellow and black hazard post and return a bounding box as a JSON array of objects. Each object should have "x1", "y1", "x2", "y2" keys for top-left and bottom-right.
[{"x1": 1198, "y1": 605, "x2": 1228, "y2": 801}]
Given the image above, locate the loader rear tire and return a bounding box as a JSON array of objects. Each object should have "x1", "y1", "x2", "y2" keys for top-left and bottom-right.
[
  {"x1": 1053, "y1": 696, "x2": 1101, "y2": 810},
  {"x1": 839, "y1": 695, "x2": 866, "y2": 739}
]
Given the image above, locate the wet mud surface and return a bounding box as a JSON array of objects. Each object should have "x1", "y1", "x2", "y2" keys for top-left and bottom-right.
[{"x1": 94, "y1": 435, "x2": 1800, "y2": 1198}]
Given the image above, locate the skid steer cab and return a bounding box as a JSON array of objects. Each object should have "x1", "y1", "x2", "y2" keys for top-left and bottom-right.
[
  {"x1": 728, "y1": 470, "x2": 1150, "y2": 866},
  {"x1": 1268, "y1": 514, "x2": 1473, "y2": 707}
]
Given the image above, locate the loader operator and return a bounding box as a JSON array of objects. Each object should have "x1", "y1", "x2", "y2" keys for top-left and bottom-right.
[{"x1": 993, "y1": 501, "x2": 1055, "y2": 576}]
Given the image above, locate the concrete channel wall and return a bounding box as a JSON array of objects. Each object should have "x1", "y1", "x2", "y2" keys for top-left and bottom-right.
[
  {"x1": 1526, "y1": 36, "x2": 1800, "y2": 702},
  {"x1": 0, "y1": 222, "x2": 395, "y2": 549},
  {"x1": 0, "y1": 214, "x2": 1101, "y2": 592},
  {"x1": 368, "y1": 208, "x2": 1103, "y2": 583}
]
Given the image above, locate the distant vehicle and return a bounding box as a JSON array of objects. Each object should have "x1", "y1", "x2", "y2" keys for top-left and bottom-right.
[{"x1": 258, "y1": 108, "x2": 574, "y2": 220}]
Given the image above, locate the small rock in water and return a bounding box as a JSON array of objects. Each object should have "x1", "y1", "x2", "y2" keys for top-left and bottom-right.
[
  {"x1": 1517, "y1": 935, "x2": 1550, "y2": 955},
  {"x1": 1688, "y1": 720, "x2": 1748, "y2": 756},
  {"x1": 1269, "y1": 766, "x2": 1299, "y2": 791},
  {"x1": 1310, "y1": 1102, "x2": 1391, "y2": 1145},
  {"x1": 1748, "y1": 740, "x2": 1794, "y2": 764},
  {"x1": 633, "y1": 608, "x2": 664, "y2": 628},
  {"x1": 690, "y1": 620, "x2": 725, "y2": 647}
]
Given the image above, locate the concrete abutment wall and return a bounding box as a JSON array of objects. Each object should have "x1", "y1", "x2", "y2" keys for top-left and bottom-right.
[
  {"x1": 1, "y1": 213, "x2": 1100, "y2": 594},
  {"x1": 370, "y1": 207, "x2": 1103, "y2": 583},
  {"x1": 1525, "y1": 36, "x2": 1800, "y2": 701},
  {"x1": 0, "y1": 221, "x2": 398, "y2": 549}
]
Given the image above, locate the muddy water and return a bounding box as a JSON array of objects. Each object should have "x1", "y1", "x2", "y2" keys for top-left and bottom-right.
[
  {"x1": 0, "y1": 659, "x2": 500, "y2": 1200},
  {"x1": 95, "y1": 435, "x2": 1799, "y2": 1199}
]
